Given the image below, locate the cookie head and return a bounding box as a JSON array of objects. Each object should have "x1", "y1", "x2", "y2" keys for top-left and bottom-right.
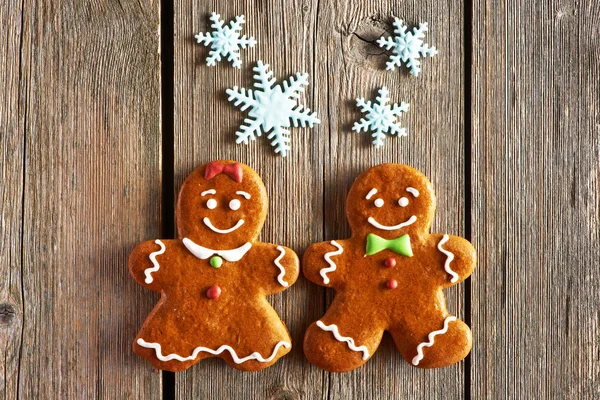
[
  {"x1": 176, "y1": 161, "x2": 268, "y2": 248},
  {"x1": 346, "y1": 163, "x2": 436, "y2": 237}
]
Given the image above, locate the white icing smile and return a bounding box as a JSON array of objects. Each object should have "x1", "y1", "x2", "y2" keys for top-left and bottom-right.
[
  {"x1": 203, "y1": 217, "x2": 245, "y2": 234},
  {"x1": 367, "y1": 215, "x2": 417, "y2": 230}
]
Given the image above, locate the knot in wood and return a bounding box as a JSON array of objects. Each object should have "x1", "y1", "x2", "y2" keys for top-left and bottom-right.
[
  {"x1": 345, "y1": 16, "x2": 390, "y2": 70},
  {"x1": 0, "y1": 303, "x2": 16, "y2": 327},
  {"x1": 270, "y1": 386, "x2": 298, "y2": 400}
]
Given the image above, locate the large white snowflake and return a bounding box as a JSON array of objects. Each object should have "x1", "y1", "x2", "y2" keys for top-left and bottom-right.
[
  {"x1": 352, "y1": 87, "x2": 409, "y2": 148},
  {"x1": 226, "y1": 61, "x2": 320, "y2": 157},
  {"x1": 377, "y1": 18, "x2": 438, "y2": 76},
  {"x1": 195, "y1": 12, "x2": 256, "y2": 68}
]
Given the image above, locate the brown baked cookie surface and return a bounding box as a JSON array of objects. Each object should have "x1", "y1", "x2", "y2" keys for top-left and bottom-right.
[
  {"x1": 303, "y1": 163, "x2": 475, "y2": 372},
  {"x1": 130, "y1": 161, "x2": 299, "y2": 372}
]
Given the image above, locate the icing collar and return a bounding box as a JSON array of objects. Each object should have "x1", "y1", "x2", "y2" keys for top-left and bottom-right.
[{"x1": 183, "y1": 238, "x2": 252, "y2": 262}]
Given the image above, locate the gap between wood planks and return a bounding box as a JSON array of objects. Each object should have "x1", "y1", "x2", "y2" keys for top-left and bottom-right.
[{"x1": 161, "y1": 0, "x2": 176, "y2": 398}]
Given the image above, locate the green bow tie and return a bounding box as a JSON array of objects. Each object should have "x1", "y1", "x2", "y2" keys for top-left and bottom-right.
[{"x1": 365, "y1": 233, "x2": 413, "y2": 257}]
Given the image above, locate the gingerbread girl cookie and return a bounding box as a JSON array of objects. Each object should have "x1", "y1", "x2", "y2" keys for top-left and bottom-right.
[
  {"x1": 130, "y1": 161, "x2": 299, "y2": 372},
  {"x1": 303, "y1": 163, "x2": 475, "y2": 371}
]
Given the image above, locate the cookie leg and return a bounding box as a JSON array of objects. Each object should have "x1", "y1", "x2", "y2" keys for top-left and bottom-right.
[
  {"x1": 303, "y1": 300, "x2": 384, "y2": 372},
  {"x1": 135, "y1": 300, "x2": 292, "y2": 372},
  {"x1": 133, "y1": 305, "x2": 213, "y2": 372},
  {"x1": 390, "y1": 315, "x2": 472, "y2": 369},
  {"x1": 217, "y1": 301, "x2": 293, "y2": 372}
]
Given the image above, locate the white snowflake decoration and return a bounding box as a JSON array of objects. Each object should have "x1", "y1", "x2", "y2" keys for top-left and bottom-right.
[
  {"x1": 377, "y1": 18, "x2": 438, "y2": 76},
  {"x1": 352, "y1": 87, "x2": 409, "y2": 148},
  {"x1": 195, "y1": 12, "x2": 256, "y2": 68},
  {"x1": 226, "y1": 61, "x2": 320, "y2": 157}
]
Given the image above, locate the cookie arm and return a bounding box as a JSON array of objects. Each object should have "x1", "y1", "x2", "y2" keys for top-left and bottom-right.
[
  {"x1": 250, "y1": 244, "x2": 299, "y2": 295},
  {"x1": 434, "y1": 234, "x2": 476, "y2": 287},
  {"x1": 302, "y1": 240, "x2": 346, "y2": 289},
  {"x1": 129, "y1": 239, "x2": 169, "y2": 292}
]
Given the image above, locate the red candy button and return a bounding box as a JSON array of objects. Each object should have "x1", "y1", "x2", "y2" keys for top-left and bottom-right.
[
  {"x1": 206, "y1": 285, "x2": 221, "y2": 300},
  {"x1": 385, "y1": 258, "x2": 396, "y2": 268},
  {"x1": 386, "y1": 279, "x2": 398, "y2": 290}
]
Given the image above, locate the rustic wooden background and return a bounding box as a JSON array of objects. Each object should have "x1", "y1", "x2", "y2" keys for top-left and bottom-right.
[{"x1": 1, "y1": 0, "x2": 598, "y2": 398}]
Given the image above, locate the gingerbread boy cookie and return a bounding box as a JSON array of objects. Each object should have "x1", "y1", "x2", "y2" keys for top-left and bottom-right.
[
  {"x1": 303, "y1": 163, "x2": 475, "y2": 371},
  {"x1": 130, "y1": 161, "x2": 299, "y2": 372}
]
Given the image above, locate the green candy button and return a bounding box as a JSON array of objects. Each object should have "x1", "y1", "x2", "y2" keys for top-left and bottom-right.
[{"x1": 209, "y1": 256, "x2": 223, "y2": 268}]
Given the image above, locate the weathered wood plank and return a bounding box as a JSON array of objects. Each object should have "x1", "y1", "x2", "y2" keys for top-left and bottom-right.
[
  {"x1": 175, "y1": 0, "x2": 466, "y2": 398},
  {"x1": 318, "y1": 2, "x2": 467, "y2": 399},
  {"x1": 0, "y1": 1, "x2": 26, "y2": 398},
  {"x1": 174, "y1": 1, "x2": 327, "y2": 399},
  {"x1": 471, "y1": 0, "x2": 600, "y2": 397},
  {"x1": 0, "y1": 0, "x2": 162, "y2": 398}
]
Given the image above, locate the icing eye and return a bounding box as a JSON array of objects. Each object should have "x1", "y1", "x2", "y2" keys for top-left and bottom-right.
[
  {"x1": 398, "y1": 197, "x2": 409, "y2": 207},
  {"x1": 374, "y1": 198, "x2": 384, "y2": 208},
  {"x1": 206, "y1": 199, "x2": 217, "y2": 209},
  {"x1": 229, "y1": 199, "x2": 241, "y2": 211}
]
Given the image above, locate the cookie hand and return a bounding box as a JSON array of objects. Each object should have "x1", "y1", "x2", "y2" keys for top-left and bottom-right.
[
  {"x1": 302, "y1": 240, "x2": 346, "y2": 289},
  {"x1": 434, "y1": 234, "x2": 476, "y2": 287},
  {"x1": 270, "y1": 245, "x2": 299, "y2": 293},
  {"x1": 129, "y1": 239, "x2": 169, "y2": 292},
  {"x1": 248, "y1": 244, "x2": 299, "y2": 294}
]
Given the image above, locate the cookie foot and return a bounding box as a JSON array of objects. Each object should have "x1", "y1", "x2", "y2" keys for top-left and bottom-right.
[
  {"x1": 303, "y1": 320, "x2": 382, "y2": 372},
  {"x1": 396, "y1": 317, "x2": 472, "y2": 369}
]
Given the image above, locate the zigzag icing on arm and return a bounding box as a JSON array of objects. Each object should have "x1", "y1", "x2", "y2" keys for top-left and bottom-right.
[
  {"x1": 274, "y1": 246, "x2": 289, "y2": 287},
  {"x1": 316, "y1": 321, "x2": 370, "y2": 360},
  {"x1": 320, "y1": 240, "x2": 343, "y2": 284},
  {"x1": 412, "y1": 316, "x2": 457, "y2": 366},
  {"x1": 137, "y1": 338, "x2": 291, "y2": 364},
  {"x1": 144, "y1": 240, "x2": 166, "y2": 284},
  {"x1": 438, "y1": 234, "x2": 459, "y2": 283}
]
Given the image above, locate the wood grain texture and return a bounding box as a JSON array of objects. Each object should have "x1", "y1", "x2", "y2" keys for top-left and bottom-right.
[
  {"x1": 318, "y1": 1, "x2": 467, "y2": 399},
  {"x1": 0, "y1": 1, "x2": 26, "y2": 398},
  {"x1": 471, "y1": 0, "x2": 600, "y2": 397},
  {"x1": 174, "y1": 0, "x2": 466, "y2": 398},
  {"x1": 0, "y1": 0, "x2": 162, "y2": 398},
  {"x1": 173, "y1": 1, "x2": 327, "y2": 398}
]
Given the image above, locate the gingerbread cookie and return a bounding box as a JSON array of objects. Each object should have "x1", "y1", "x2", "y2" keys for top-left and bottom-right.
[
  {"x1": 130, "y1": 161, "x2": 299, "y2": 372},
  {"x1": 303, "y1": 163, "x2": 475, "y2": 371}
]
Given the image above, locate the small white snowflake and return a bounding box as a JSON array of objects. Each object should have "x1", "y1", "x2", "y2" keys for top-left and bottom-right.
[
  {"x1": 226, "y1": 61, "x2": 320, "y2": 157},
  {"x1": 377, "y1": 18, "x2": 438, "y2": 76},
  {"x1": 352, "y1": 87, "x2": 409, "y2": 148},
  {"x1": 195, "y1": 12, "x2": 256, "y2": 68}
]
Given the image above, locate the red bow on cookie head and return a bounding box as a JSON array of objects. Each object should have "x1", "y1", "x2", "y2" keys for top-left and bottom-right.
[{"x1": 204, "y1": 161, "x2": 243, "y2": 183}]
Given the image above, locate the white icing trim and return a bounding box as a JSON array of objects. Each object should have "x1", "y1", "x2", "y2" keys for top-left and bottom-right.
[
  {"x1": 365, "y1": 188, "x2": 378, "y2": 200},
  {"x1": 183, "y1": 238, "x2": 252, "y2": 262},
  {"x1": 320, "y1": 240, "x2": 343, "y2": 284},
  {"x1": 201, "y1": 189, "x2": 216, "y2": 196},
  {"x1": 236, "y1": 191, "x2": 251, "y2": 199},
  {"x1": 374, "y1": 198, "x2": 384, "y2": 208},
  {"x1": 316, "y1": 321, "x2": 369, "y2": 360},
  {"x1": 406, "y1": 187, "x2": 419, "y2": 197},
  {"x1": 398, "y1": 197, "x2": 409, "y2": 207},
  {"x1": 367, "y1": 215, "x2": 417, "y2": 230},
  {"x1": 203, "y1": 217, "x2": 245, "y2": 234},
  {"x1": 137, "y1": 338, "x2": 290, "y2": 364},
  {"x1": 274, "y1": 246, "x2": 289, "y2": 287},
  {"x1": 144, "y1": 240, "x2": 166, "y2": 284},
  {"x1": 412, "y1": 316, "x2": 457, "y2": 366},
  {"x1": 438, "y1": 234, "x2": 459, "y2": 283}
]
